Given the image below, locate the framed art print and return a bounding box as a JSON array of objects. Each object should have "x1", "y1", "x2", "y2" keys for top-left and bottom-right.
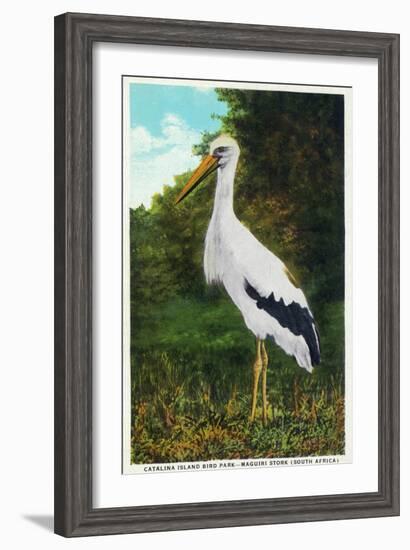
[{"x1": 54, "y1": 13, "x2": 399, "y2": 536}]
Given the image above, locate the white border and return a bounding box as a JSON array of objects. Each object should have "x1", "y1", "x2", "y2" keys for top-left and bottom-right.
[
  {"x1": 93, "y1": 42, "x2": 378, "y2": 508},
  {"x1": 121, "y1": 76, "x2": 353, "y2": 475}
]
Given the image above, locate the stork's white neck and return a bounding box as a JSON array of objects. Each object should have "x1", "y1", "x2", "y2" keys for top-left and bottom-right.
[
  {"x1": 211, "y1": 157, "x2": 239, "y2": 223},
  {"x1": 204, "y1": 155, "x2": 239, "y2": 285}
]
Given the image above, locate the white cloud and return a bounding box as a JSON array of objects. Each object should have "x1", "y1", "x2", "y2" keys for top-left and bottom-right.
[
  {"x1": 128, "y1": 113, "x2": 201, "y2": 208},
  {"x1": 129, "y1": 126, "x2": 160, "y2": 154}
]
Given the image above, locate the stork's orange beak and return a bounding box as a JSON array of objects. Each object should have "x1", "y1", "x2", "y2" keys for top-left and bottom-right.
[{"x1": 174, "y1": 155, "x2": 218, "y2": 205}]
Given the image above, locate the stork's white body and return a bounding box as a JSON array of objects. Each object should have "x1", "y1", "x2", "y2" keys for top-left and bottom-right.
[{"x1": 204, "y1": 145, "x2": 318, "y2": 373}]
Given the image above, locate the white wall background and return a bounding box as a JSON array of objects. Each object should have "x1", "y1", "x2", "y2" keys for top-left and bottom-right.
[{"x1": 0, "y1": 1, "x2": 406, "y2": 548}]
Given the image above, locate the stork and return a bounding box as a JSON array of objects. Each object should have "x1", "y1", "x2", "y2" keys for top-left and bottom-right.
[{"x1": 175, "y1": 135, "x2": 320, "y2": 423}]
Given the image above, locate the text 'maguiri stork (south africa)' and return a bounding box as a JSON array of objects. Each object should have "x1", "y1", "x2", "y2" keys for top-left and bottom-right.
[{"x1": 175, "y1": 135, "x2": 320, "y2": 424}]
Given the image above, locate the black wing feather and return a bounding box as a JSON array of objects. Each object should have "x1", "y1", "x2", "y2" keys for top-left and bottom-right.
[{"x1": 244, "y1": 280, "x2": 320, "y2": 366}]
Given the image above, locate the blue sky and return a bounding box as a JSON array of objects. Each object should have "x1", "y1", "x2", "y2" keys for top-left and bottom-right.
[{"x1": 128, "y1": 82, "x2": 227, "y2": 208}]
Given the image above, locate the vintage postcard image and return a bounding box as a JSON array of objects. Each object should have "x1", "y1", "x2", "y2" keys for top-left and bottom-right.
[{"x1": 122, "y1": 76, "x2": 352, "y2": 474}]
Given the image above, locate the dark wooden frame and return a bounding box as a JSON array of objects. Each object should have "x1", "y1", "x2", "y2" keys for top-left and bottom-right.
[{"x1": 54, "y1": 12, "x2": 400, "y2": 537}]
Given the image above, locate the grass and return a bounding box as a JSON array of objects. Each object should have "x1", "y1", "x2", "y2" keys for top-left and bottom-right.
[{"x1": 130, "y1": 360, "x2": 345, "y2": 464}]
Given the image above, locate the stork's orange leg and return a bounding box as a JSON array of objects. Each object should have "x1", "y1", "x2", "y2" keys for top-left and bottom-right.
[
  {"x1": 261, "y1": 341, "x2": 269, "y2": 425},
  {"x1": 250, "y1": 339, "x2": 262, "y2": 422}
]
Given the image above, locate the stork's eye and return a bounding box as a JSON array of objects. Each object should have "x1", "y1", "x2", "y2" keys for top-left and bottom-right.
[{"x1": 213, "y1": 146, "x2": 229, "y2": 154}]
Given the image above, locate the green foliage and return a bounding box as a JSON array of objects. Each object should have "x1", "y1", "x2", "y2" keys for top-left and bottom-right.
[
  {"x1": 131, "y1": 354, "x2": 345, "y2": 463},
  {"x1": 129, "y1": 88, "x2": 346, "y2": 463}
]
